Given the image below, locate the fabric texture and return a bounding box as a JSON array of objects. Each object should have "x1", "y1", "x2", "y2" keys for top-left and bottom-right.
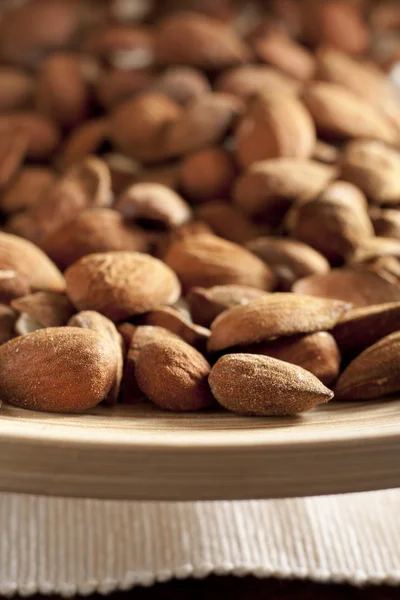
[{"x1": 0, "y1": 489, "x2": 399, "y2": 597}]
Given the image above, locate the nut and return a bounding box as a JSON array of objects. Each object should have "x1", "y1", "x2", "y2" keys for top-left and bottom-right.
[
  {"x1": 195, "y1": 201, "x2": 261, "y2": 244},
  {"x1": 0, "y1": 270, "x2": 31, "y2": 305},
  {"x1": 138, "y1": 306, "x2": 210, "y2": 352},
  {"x1": 12, "y1": 291, "x2": 75, "y2": 334},
  {"x1": 0, "y1": 167, "x2": 55, "y2": 215},
  {"x1": 180, "y1": 147, "x2": 236, "y2": 201},
  {"x1": 215, "y1": 64, "x2": 300, "y2": 100}
]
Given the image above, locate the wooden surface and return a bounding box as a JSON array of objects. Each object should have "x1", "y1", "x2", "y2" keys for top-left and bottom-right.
[{"x1": 0, "y1": 399, "x2": 399, "y2": 500}]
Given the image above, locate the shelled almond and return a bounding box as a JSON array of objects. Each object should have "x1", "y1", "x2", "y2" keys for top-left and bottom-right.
[{"x1": 0, "y1": 0, "x2": 400, "y2": 416}]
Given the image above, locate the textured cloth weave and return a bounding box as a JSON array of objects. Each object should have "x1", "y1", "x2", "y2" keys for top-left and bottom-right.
[{"x1": 0, "y1": 489, "x2": 399, "y2": 597}]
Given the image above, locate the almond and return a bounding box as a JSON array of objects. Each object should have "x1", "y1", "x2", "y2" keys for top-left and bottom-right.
[
  {"x1": 84, "y1": 25, "x2": 155, "y2": 69},
  {"x1": 312, "y1": 139, "x2": 340, "y2": 165},
  {"x1": 0, "y1": 327, "x2": 118, "y2": 413},
  {"x1": 0, "y1": 232, "x2": 65, "y2": 293},
  {"x1": 65, "y1": 251, "x2": 181, "y2": 321},
  {"x1": 0, "y1": 304, "x2": 17, "y2": 345},
  {"x1": 0, "y1": 167, "x2": 55, "y2": 215},
  {"x1": 0, "y1": 112, "x2": 60, "y2": 160},
  {"x1": 252, "y1": 29, "x2": 315, "y2": 80},
  {"x1": 302, "y1": 82, "x2": 395, "y2": 143},
  {"x1": 95, "y1": 68, "x2": 154, "y2": 111},
  {"x1": 215, "y1": 64, "x2": 300, "y2": 100},
  {"x1": 135, "y1": 337, "x2": 214, "y2": 411},
  {"x1": 57, "y1": 119, "x2": 109, "y2": 170},
  {"x1": 293, "y1": 268, "x2": 400, "y2": 307},
  {"x1": 164, "y1": 233, "x2": 276, "y2": 292},
  {"x1": 187, "y1": 284, "x2": 269, "y2": 328},
  {"x1": 0, "y1": 67, "x2": 33, "y2": 111},
  {"x1": 335, "y1": 331, "x2": 400, "y2": 400},
  {"x1": 195, "y1": 201, "x2": 261, "y2": 244},
  {"x1": 115, "y1": 183, "x2": 192, "y2": 230},
  {"x1": 233, "y1": 158, "x2": 336, "y2": 217},
  {"x1": 242, "y1": 331, "x2": 340, "y2": 386},
  {"x1": 149, "y1": 66, "x2": 211, "y2": 106},
  {"x1": 348, "y1": 237, "x2": 400, "y2": 264},
  {"x1": 246, "y1": 237, "x2": 330, "y2": 290},
  {"x1": 208, "y1": 293, "x2": 349, "y2": 351},
  {"x1": 371, "y1": 209, "x2": 400, "y2": 239},
  {"x1": 12, "y1": 291, "x2": 74, "y2": 334},
  {"x1": 68, "y1": 311, "x2": 124, "y2": 405},
  {"x1": 41, "y1": 208, "x2": 150, "y2": 270},
  {"x1": 138, "y1": 306, "x2": 210, "y2": 352},
  {"x1": 235, "y1": 91, "x2": 316, "y2": 167},
  {"x1": 0, "y1": 128, "x2": 26, "y2": 189},
  {"x1": 155, "y1": 12, "x2": 251, "y2": 69},
  {"x1": 134, "y1": 163, "x2": 181, "y2": 190},
  {"x1": 332, "y1": 302, "x2": 400, "y2": 357},
  {"x1": 209, "y1": 354, "x2": 333, "y2": 416},
  {"x1": 180, "y1": 147, "x2": 236, "y2": 201},
  {"x1": 286, "y1": 181, "x2": 374, "y2": 263},
  {"x1": 0, "y1": 270, "x2": 31, "y2": 305}
]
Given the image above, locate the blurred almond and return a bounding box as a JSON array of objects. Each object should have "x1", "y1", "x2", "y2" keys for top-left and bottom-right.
[
  {"x1": 195, "y1": 201, "x2": 261, "y2": 244},
  {"x1": 335, "y1": 331, "x2": 400, "y2": 400},
  {"x1": 138, "y1": 306, "x2": 210, "y2": 352},
  {"x1": 149, "y1": 66, "x2": 211, "y2": 106},
  {"x1": 252, "y1": 28, "x2": 315, "y2": 80},
  {"x1": 134, "y1": 163, "x2": 181, "y2": 190},
  {"x1": 0, "y1": 304, "x2": 16, "y2": 345},
  {"x1": 293, "y1": 268, "x2": 400, "y2": 307},
  {"x1": 215, "y1": 64, "x2": 300, "y2": 100},
  {"x1": 0, "y1": 270, "x2": 31, "y2": 305},
  {"x1": 247, "y1": 237, "x2": 330, "y2": 290},
  {"x1": 57, "y1": 118, "x2": 109, "y2": 169},
  {"x1": 95, "y1": 68, "x2": 154, "y2": 110},
  {"x1": 65, "y1": 251, "x2": 181, "y2": 321},
  {"x1": 180, "y1": 147, "x2": 236, "y2": 201},
  {"x1": 84, "y1": 25, "x2": 155, "y2": 69},
  {"x1": 0, "y1": 167, "x2": 55, "y2": 215},
  {"x1": 208, "y1": 293, "x2": 349, "y2": 351},
  {"x1": 0, "y1": 67, "x2": 33, "y2": 111},
  {"x1": 209, "y1": 353, "x2": 333, "y2": 416},
  {"x1": 371, "y1": 209, "x2": 400, "y2": 239},
  {"x1": 0, "y1": 128, "x2": 26, "y2": 189},
  {"x1": 164, "y1": 233, "x2": 276, "y2": 293},
  {"x1": 312, "y1": 140, "x2": 340, "y2": 165},
  {"x1": 348, "y1": 237, "x2": 400, "y2": 264},
  {"x1": 0, "y1": 112, "x2": 60, "y2": 160}
]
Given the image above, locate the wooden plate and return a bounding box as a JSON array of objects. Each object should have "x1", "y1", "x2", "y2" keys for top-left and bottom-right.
[{"x1": 0, "y1": 399, "x2": 399, "y2": 501}]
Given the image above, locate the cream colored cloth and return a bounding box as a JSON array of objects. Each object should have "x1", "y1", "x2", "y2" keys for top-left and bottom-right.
[{"x1": 0, "y1": 489, "x2": 399, "y2": 597}]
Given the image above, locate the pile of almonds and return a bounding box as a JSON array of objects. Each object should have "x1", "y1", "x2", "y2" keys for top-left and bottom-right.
[{"x1": 1, "y1": 0, "x2": 400, "y2": 416}]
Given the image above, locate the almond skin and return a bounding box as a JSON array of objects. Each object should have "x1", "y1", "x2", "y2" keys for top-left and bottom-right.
[
  {"x1": 293, "y1": 268, "x2": 400, "y2": 307},
  {"x1": 335, "y1": 331, "x2": 400, "y2": 400},
  {"x1": 164, "y1": 233, "x2": 276, "y2": 293},
  {"x1": 135, "y1": 337, "x2": 214, "y2": 411},
  {"x1": 65, "y1": 251, "x2": 181, "y2": 322},
  {"x1": 0, "y1": 328, "x2": 118, "y2": 413},
  {"x1": 332, "y1": 302, "x2": 400, "y2": 357},
  {"x1": 209, "y1": 354, "x2": 333, "y2": 416},
  {"x1": 242, "y1": 331, "x2": 341, "y2": 387},
  {"x1": 188, "y1": 285, "x2": 269, "y2": 328},
  {"x1": 208, "y1": 293, "x2": 349, "y2": 352},
  {"x1": 235, "y1": 91, "x2": 316, "y2": 168},
  {"x1": 0, "y1": 232, "x2": 65, "y2": 293}
]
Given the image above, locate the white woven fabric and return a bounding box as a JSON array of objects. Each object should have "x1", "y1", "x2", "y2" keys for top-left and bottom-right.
[{"x1": 0, "y1": 489, "x2": 399, "y2": 597}]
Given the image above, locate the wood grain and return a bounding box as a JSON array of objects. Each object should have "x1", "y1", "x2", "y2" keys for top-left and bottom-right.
[{"x1": 0, "y1": 400, "x2": 399, "y2": 501}]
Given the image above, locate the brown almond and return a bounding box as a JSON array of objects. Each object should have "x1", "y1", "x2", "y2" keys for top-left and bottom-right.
[
  {"x1": 195, "y1": 201, "x2": 261, "y2": 245},
  {"x1": 243, "y1": 331, "x2": 340, "y2": 386},
  {"x1": 215, "y1": 64, "x2": 300, "y2": 100},
  {"x1": 0, "y1": 128, "x2": 26, "y2": 189},
  {"x1": 347, "y1": 237, "x2": 400, "y2": 265},
  {"x1": 208, "y1": 293, "x2": 349, "y2": 351},
  {"x1": 312, "y1": 139, "x2": 340, "y2": 165},
  {"x1": 0, "y1": 232, "x2": 65, "y2": 293},
  {"x1": 117, "y1": 322, "x2": 137, "y2": 354},
  {"x1": 0, "y1": 270, "x2": 31, "y2": 305},
  {"x1": 293, "y1": 268, "x2": 400, "y2": 307},
  {"x1": 341, "y1": 140, "x2": 400, "y2": 205},
  {"x1": 371, "y1": 209, "x2": 400, "y2": 239},
  {"x1": 116, "y1": 183, "x2": 192, "y2": 230},
  {"x1": 235, "y1": 91, "x2": 316, "y2": 168},
  {"x1": 84, "y1": 25, "x2": 155, "y2": 69},
  {"x1": 41, "y1": 208, "x2": 150, "y2": 270},
  {"x1": 209, "y1": 354, "x2": 333, "y2": 416},
  {"x1": 138, "y1": 306, "x2": 210, "y2": 352},
  {"x1": 68, "y1": 311, "x2": 124, "y2": 405},
  {"x1": 164, "y1": 233, "x2": 276, "y2": 293},
  {"x1": 335, "y1": 332, "x2": 400, "y2": 400},
  {"x1": 12, "y1": 292, "x2": 74, "y2": 333},
  {"x1": 57, "y1": 119, "x2": 109, "y2": 170},
  {"x1": 286, "y1": 181, "x2": 374, "y2": 263},
  {"x1": 0, "y1": 328, "x2": 118, "y2": 413},
  {"x1": 302, "y1": 82, "x2": 395, "y2": 143},
  {"x1": 134, "y1": 163, "x2": 181, "y2": 191},
  {"x1": 0, "y1": 67, "x2": 33, "y2": 111},
  {"x1": 233, "y1": 158, "x2": 336, "y2": 217},
  {"x1": 135, "y1": 337, "x2": 214, "y2": 411},
  {"x1": 252, "y1": 29, "x2": 315, "y2": 81},
  {"x1": 246, "y1": 237, "x2": 330, "y2": 290},
  {"x1": 0, "y1": 112, "x2": 60, "y2": 160},
  {"x1": 95, "y1": 68, "x2": 154, "y2": 111},
  {"x1": 332, "y1": 302, "x2": 400, "y2": 357},
  {"x1": 180, "y1": 147, "x2": 236, "y2": 201},
  {"x1": 0, "y1": 167, "x2": 55, "y2": 215},
  {"x1": 149, "y1": 66, "x2": 211, "y2": 106},
  {"x1": 155, "y1": 12, "x2": 250, "y2": 69},
  {"x1": 0, "y1": 305, "x2": 17, "y2": 346},
  {"x1": 187, "y1": 285, "x2": 270, "y2": 328},
  {"x1": 65, "y1": 251, "x2": 181, "y2": 322}
]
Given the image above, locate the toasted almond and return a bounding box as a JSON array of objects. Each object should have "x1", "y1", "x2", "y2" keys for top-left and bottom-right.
[
  {"x1": 242, "y1": 331, "x2": 340, "y2": 386},
  {"x1": 138, "y1": 306, "x2": 210, "y2": 352},
  {"x1": 0, "y1": 304, "x2": 17, "y2": 345},
  {"x1": 149, "y1": 66, "x2": 211, "y2": 106},
  {"x1": 41, "y1": 208, "x2": 150, "y2": 270},
  {"x1": 332, "y1": 302, "x2": 400, "y2": 356},
  {"x1": 215, "y1": 64, "x2": 300, "y2": 100},
  {"x1": 135, "y1": 337, "x2": 214, "y2": 411},
  {"x1": 155, "y1": 12, "x2": 251, "y2": 69},
  {"x1": 235, "y1": 91, "x2": 316, "y2": 167},
  {"x1": 335, "y1": 331, "x2": 400, "y2": 400},
  {"x1": 187, "y1": 284, "x2": 270, "y2": 328},
  {"x1": 293, "y1": 268, "x2": 400, "y2": 307},
  {"x1": 0, "y1": 167, "x2": 55, "y2": 215},
  {"x1": 208, "y1": 293, "x2": 349, "y2": 351},
  {"x1": 0, "y1": 327, "x2": 118, "y2": 413},
  {"x1": 116, "y1": 183, "x2": 192, "y2": 229},
  {"x1": 68, "y1": 310, "x2": 124, "y2": 405},
  {"x1": 252, "y1": 29, "x2": 315, "y2": 80},
  {"x1": 65, "y1": 251, "x2": 181, "y2": 322},
  {"x1": 0, "y1": 270, "x2": 31, "y2": 305},
  {"x1": 164, "y1": 233, "x2": 276, "y2": 293},
  {"x1": 209, "y1": 353, "x2": 333, "y2": 416},
  {"x1": 180, "y1": 147, "x2": 236, "y2": 201},
  {"x1": 233, "y1": 158, "x2": 336, "y2": 217},
  {"x1": 195, "y1": 201, "x2": 262, "y2": 244},
  {"x1": 0, "y1": 232, "x2": 65, "y2": 293},
  {"x1": 12, "y1": 292, "x2": 74, "y2": 332},
  {"x1": 246, "y1": 237, "x2": 330, "y2": 290}
]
